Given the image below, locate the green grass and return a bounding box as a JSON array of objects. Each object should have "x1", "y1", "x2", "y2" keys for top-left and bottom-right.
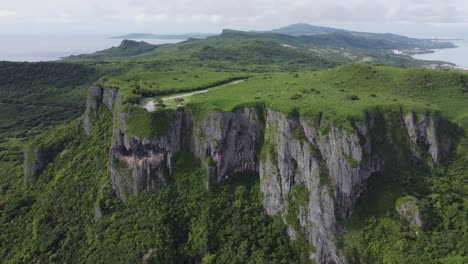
[
  {"x1": 184, "y1": 64, "x2": 467, "y2": 130},
  {"x1": 103, "y1": 66, "x2": 245, "y2": 93},
  {"x1": 122, "y1": 104, "x2": 175, "y2": 138}
]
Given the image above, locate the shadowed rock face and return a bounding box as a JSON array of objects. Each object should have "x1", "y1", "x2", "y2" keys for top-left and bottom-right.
[
  {"x1": 191, "y1": 108, "x2": 263, "y2": 187},
  {"x1": 109, "y1": 109, "x2": 188, "y2": 201},
  {"x1": 84, "y1": 87, "x2": 458, "y2": 263},
  {"x1": 84, "y1": 86, "x2": 119, "y2": 135}
]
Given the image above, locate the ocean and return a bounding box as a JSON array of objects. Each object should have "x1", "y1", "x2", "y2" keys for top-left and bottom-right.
[
  {"x1": 411, "y1": 39, "x2": 468, "y2": 68},
  {"x1": 0, "y1": 35, "x2": 183, "y2": 62}
]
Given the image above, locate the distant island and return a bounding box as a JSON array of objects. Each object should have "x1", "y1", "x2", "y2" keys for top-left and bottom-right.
[{"x1": 109, "y1": 33, "x2": 215, "y2": 40}]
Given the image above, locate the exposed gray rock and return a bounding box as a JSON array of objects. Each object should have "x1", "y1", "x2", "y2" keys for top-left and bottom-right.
[
  {"x1": 24, "y1": 142, "x2": 66, "y2": 182},
  {"x1": 109, "y1": 109, "x2": 188, "y2": 201},
  {"x1": 109, "y1": 106, "x2": 263, "y2": 199},
  {"x1": 23, "y1": 128, "x2": 75, "y2": 183},
  {"x1": 396, "y1": 196, "x2": 423, "y2": 229},
  {"x1": 404, "y1": 112, "x2": 455, "y2": 164},
  {"x1": 86, "y1": 87, "x2": 457, "y2": 263},
  {"x1": 191, "y1": 108, "x2": 263, "y2": 186},
  {"x1": 259, "y1": 109, "x2": 455, "y2": 263},
  {"x1": 83, "y1": 86, "x2": 119, "y2": 135}
]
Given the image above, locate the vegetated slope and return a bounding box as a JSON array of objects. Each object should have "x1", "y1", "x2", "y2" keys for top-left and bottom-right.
[
  {"x1": 269, "y1": 23, "x2": 346, "y2": 35},
  {"x1": 1, "y1": 60, "x2": 465, "y2": 263},
  {"x1": 185, "y1": 64, "x2": 468, "y2": 126},
  {"x1": 180, "y1": 64, "x2": 467, "y2": 263},
  {"x1": 1, "y1": 28, "x2": 467, "y2": 264},
  {"x1": 0, "y1": 61, "x2": 101, "y2": 171},
  {"x1": 0, "y1": 60, "x2": 122, "y2": 210},
  {"x1": 68, "y1": 39, "x2": 158, "y2": 60},
  {"x1": 65, "y1": 28, "x2": 449, "y2": 69},
  {"x1": 191, "y1": 40, "x2": 335, "y2": 67},
  {"x1": 0, "y1": 61, "x2": 102, "y2": 136},
  {"x1": 1, "y1": 107, "x2": 308, "y2": 263},
  {"x1": 268, "y1": 23, "x2": 455, "y2": 50}
]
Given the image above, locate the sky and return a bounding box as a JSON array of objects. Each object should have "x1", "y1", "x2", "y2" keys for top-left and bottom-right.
[{"x1": 0, "y1": 0, "x2": 467, "y2": 37}]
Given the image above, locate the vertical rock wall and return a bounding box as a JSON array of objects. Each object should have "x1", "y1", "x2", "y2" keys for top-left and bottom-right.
[{"x1": 83, "y1": 86, "x2": 457, "y2": 263}]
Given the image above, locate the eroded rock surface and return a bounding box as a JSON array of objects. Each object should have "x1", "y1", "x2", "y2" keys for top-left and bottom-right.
[
  {"x1": 396, "y1": 196, "x2": 423, "y2": 229},
  {"x1": 83, "y1": 87, "x2": 457, "y2": 263}
]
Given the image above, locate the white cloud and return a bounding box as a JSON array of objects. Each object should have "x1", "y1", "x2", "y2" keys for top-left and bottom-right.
[
  {"x1": 135, "y1": 13, "x2": 167, "y2": 23},
  {"x1": 0, "y1": 0, "x2": 467, "y2": 35},
  {"x1": 209, "y1": 14, "x2": 222, "y2": 23},
  {"x1": 0, "y1": 9, "x2": 16, "y2": 20},
  {"x1": 134, "y1": 14, "x2": 146, "y2": 23}
]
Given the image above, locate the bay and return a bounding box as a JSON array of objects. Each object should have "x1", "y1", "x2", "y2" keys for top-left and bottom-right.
[
  {"x1": 0, "y1": 35, "x2": 183, "y2": 62},
  {"x1": 412, "y1": 39, "x2": 468, "y2": 69}
]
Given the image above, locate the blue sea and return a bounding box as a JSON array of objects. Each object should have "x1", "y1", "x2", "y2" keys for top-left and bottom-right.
[
  {"x1": 0, "y1": 35, "x2": 183, "y2": 62},
  {"x1": 412, "y1": 39, "x2": 468, "y2": 68}
]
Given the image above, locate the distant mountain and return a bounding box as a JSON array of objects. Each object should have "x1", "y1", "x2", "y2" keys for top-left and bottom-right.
[
  {"x1": 269, "y1": 23, "x2": 346, "y2": 36},
  {"x1": 66, "y1": 25, "x2": 455, "y2": 69},
  {"x1": 68, "y1": 40, "x2": 157, "y2": 60},
  {"x1": 266, "y1": 23, "x2": 456, "y2": 50},
  {"x1": 110, "y1": 33, "x2": 215, "y2": 40}
]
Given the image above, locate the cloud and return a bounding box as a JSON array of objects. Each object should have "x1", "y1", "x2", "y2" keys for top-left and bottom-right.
[
  {"x1": 134, "y1": 13, "x2": 167, "y2": 23},
  {"x1": 0, "y1": 9, "x2": 16, "y2": 20},
  {"x1": 0, "y1": 0, "x2": 467, "y2": 34}
]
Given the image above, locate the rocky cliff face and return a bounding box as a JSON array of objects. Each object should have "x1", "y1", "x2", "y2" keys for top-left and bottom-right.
[
  {"x1": 396, "y1": 196, "x2": 423, "y2": 230},
  {"x1": 84, "y1": 87, "x2": 457, "y2": 263},
  {"x1": 109, "y1": 109, "x2": 188, "y2": 201},
  {"x1": 258, "y1": 109, "x2": 456, "y2": 263},
  {"x1": 191, "y1": 108, "x2": 263, "y2": 187},
  {"x1": 24, "y1": 139, "x2": 67, "y2": 183},
  {"x1": 84, "y1": 86, "x2": 119, "y2": 135}
]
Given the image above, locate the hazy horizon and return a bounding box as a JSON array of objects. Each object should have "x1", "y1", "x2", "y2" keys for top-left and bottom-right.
[
  {"x1": 1, "y1": 0, "x2": 468, "y2": 37},
  {"x1": 2, "y1": 0, "x2": 468, "y2": 62}
]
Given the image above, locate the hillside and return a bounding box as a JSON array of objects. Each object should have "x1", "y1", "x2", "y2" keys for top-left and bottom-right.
[
  {"x1": 66, "y1": 27, "x2": 453, "y2": 69},
  {"x1": 67, "y1": 40, "x2": 158, "y2": 60},
  {"x1": 268, "y1": 23, "x2": 455, "y2": 50},
  {"x1": 0, "y1": 23, "x2": 467, "y2": 264},
  {"x1": 1, "y1": 55, "x2": 467, "y2": 263},
  {"x1": 269, "y1": 23, "x2": 346, "y2": 35}
]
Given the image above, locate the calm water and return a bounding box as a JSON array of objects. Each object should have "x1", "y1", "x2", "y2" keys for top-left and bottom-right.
[
  {"x1": 0, "y1": 35, "x2": 183, "y2": 62},
  {"x1": 412, "y1": 39, "x2": 468, "y2": 68}
]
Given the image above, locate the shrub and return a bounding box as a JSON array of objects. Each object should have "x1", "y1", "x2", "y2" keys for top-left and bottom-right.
[{"x1": 346, "y1": 95, "x2": 360, "y2": 101}]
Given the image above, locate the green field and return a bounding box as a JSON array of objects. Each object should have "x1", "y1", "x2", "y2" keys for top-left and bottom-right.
[{"x1": 181, "y1": 64, "x2": 468, "y2": 127}]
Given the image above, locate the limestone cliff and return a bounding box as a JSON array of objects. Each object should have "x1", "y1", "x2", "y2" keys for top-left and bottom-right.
[
  {"x1": 83, "y1": 87, "x2": 458, "y2": 263},
  {"x1": 191, "y1": 108, "x2": 263, "y2": 187}
]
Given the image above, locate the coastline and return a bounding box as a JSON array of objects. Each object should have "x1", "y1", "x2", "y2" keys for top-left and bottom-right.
[{"x1": 411, "y1": 39, "x2": 468, "y2": 70}]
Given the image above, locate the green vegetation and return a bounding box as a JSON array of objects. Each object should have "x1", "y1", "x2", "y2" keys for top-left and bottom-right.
[
  {"x1": 66, "y1": 26, "x2": 451, "y2": 70},
  {"x1": 0, "y1": 109, "x2": 308, "y2": 262},
  {"x1": 68, "y1": 40, "x2": 157, "y2": 60},
  {"x1": 292, "y1": 127, "x2": 307, "y2": 142},
  {"x1": 1, "y1": 24, "x2": 467, "y2": 263},
  {"x1": 0, "y1": 61, "x2": 98, "y2": 139},
  {"x1": 339, "y1": 154, "x2": 467, "y2": 263},
  {"x1": 285, "y1": 184, "x2": 314, "y2": 261},
  {"x1": 185, "y1": 64, "x2": 467, "y2": 131},
  {"x1": 123, "y1": 104, "x2": 175, "y2": 137},
  {"x1": 269, "y1": 23, "x2": 455, "y2": 50}
]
